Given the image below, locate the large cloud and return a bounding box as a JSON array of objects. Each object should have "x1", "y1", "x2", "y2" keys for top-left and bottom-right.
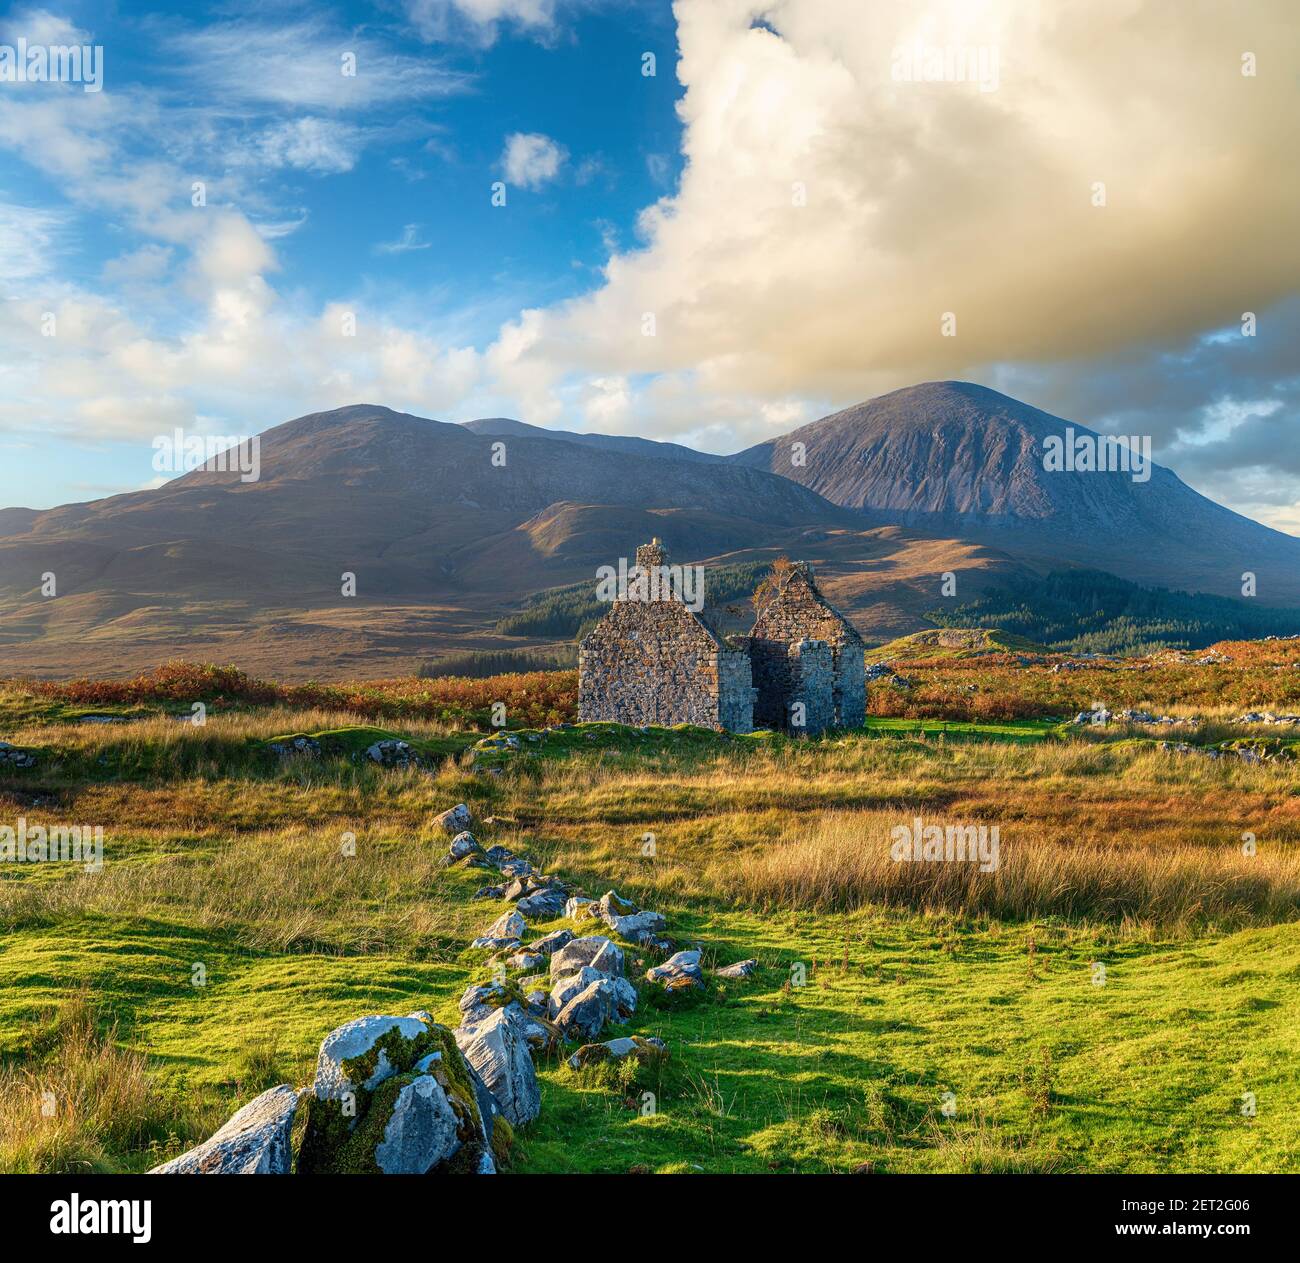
[{"x1": 494, "y1": 0, "x2": 1298, "y2": 406}]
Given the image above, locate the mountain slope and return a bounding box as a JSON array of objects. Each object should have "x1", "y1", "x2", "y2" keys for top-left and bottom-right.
[
  {"x1": 1, "y1": 391, "x2": 1294, "y2": 680},
  {"x1": 0, "y1": 405, "x2": 884, "y2": 675},
  {"x1": 461, "y1": 417, "x2": 724, "y2": 464},
  {"x1": 732, "y1": 381, "x2": 1300, "y2": 602}
]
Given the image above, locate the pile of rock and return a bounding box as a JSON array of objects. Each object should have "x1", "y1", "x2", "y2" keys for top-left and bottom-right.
[
  {"x1": 153, "y1": 803, "x2": 763, "y2": 1176},
  {"x1": 1235, "y1": 712, "x2": 1300, "y2": 726},
  {"x1": 446, "y1": 810, "x2": 676, "y2": 1112},
  {"x1": 1158, "y1": 741, "x2": 1268, "y2": 764},
  {"x1": 1071, "y1": 707, "x2": 1111, "y2": 726},
  {"x1": 0, "y1": 741, "x2": 36, "y2": 768},
  {"x1": 267, "y1": 735, "x2": 321, "y2": 760},
  {"x1": 864, "y1": 663, "x2": 911, "y2": 689},
  {"x1": 152, "y1": 1011, "x2": 500, "y2": 1175},
  {"x1": 434, "y1": 803, "x2": 474, "y2": 835},
  {"x1": 568, "y1": 889, "x2": 670, "y2": 950},
  {"x1": 446, "y1": 828, "x2": 572, "y2": 939},
  {"x1": 364, "y1": 738, "x2": 425, "y2": 769},
  {"x1": 1075, "y1": 708, "x2": 1198, "y2": 727}
]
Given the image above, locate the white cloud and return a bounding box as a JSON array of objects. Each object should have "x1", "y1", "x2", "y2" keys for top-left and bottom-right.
[
  {"x1": 0, "y1": 7, "x2": 91, "y2": 46},
  {"x1": 169, "y1": 19, "x2": 469, "y2": 110},
  {"x1": 0, "y1": 202, "x2": 66, "y2": 281},
  {"x1": 403, "y1": 0, "x2": 561, "y2": 46},
  {"x1": 501, "y1": 132, "x2": 566, "y2": 190},
  {"x1": 0, "y1": 193, "x2": 481, "y2": 443},
  {"x1": 488, "y1": 0, "x2": 1300, "y2": 423},
  {"x1": 101, "y1": 243, "x2": 174, "y2": 288},
  {"x1": 375, "y1": 224, "x2": 432, "y2": 255},
  {"x1": 248, "y1": 118, "x2": 362, "y2": 175}
]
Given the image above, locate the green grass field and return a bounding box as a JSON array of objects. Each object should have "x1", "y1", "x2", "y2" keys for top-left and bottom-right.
[{"x1": 1, "y1": 689, "x2": 1297, "y2": 1174}]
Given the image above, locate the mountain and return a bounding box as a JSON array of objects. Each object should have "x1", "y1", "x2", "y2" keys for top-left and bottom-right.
[
  {"x1": 1, "y1": 389, "x2": 1294, "y2": 680},
  {"x1": 732, "y1": 381, "x2": 1300, "y2": 603},
  {"x1": 3, "y1": 405, "x2": 948, "y2": 678},
  {"x1": 461, "y1": 417, "x2": 724, "y2": 464}
]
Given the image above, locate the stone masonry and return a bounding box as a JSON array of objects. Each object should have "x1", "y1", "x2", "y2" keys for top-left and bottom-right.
[
  {"x1": 578, "y1": 541, "x2": 755, "y2": 732},
  {"x1": 748, "y1": 561, "x2": 865, "y2": 731},
  {"x1": 578, "y1": 542, "x2": 864, "y2": 735}
]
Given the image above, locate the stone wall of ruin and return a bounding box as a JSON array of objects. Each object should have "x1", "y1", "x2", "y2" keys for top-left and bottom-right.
[
  {"x1": 789, "y1": 639, "x2": 834, "y2": 735},
  {"x1": 750, "y1": 566, "x2": 864, "y2": 730},
  {"x1": 578, "y1": 598, "x2": 754, "y2": 731},
  {"x1": 717, "y1": 647, "x2": 757, "y2": 734},
  {"x1": 834, "y1": 649, "x2": 866, "y2": 727}
]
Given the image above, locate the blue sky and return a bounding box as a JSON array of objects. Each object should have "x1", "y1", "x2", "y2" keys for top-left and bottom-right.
[
  {"x1": 0, "y1": 0, "x2": 683, "y2": 505},
  {"x1": 1, "y1": 0, "x2": 1297, "y2": 536}
]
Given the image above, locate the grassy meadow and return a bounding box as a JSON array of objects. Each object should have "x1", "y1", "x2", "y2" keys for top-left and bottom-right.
[{"x1": 0, "y1": 643, "x2": 1297, "y2": 1174}]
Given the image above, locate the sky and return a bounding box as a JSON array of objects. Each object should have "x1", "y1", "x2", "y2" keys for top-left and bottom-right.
[{"x1": 0, "y1": 0, "x2": 1297, "y2": 535}]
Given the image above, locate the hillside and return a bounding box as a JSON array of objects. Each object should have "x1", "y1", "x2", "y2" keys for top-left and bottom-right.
[
  {"x1": 0, "y1": 389, "x2": 1296, "y2": 678},
  {"x1": 1, "y1": 660, "x2": 1298, "y2": 1175},
  {"x1": 461, "y1": 416, "x2": 724, "y2": 464},
  {"x1": 0, "y1": 405, "x2": 1030, "y2": 678},
  {"x1": 925, "y1": 569, "x2": 1300, "y2": 655},
  {"x1": 732, "y1": 382, "x2": 1300, "y2": 604}
]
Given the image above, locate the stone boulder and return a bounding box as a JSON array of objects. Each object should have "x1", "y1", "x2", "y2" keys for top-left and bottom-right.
[
  {"x1": 458, "y1": 982, "x2": 510, "y2": 1025},
  {"x1": 554, "y1": 979, "x2": 619, "y2": 1042},
  {"x1": 530, "y1": 929, "x2": 574, "y2": 958},
  {"x1": 516, "y1": 888, "x2": 568, "y2": 920},
  {"x1": 149, "y1": 1084, "x2": 299, "y2": 1174},
  {"x1": 506, "y1": 950, "x2": 545, "y2": 974},
  {"x1": 714, "y1": 959, "x2": 758, "y2": 980},
  {"x1": 455, "y1": 1006, "x2": 540, "y2": 1128},
  {"x1": 597, "y1": 890, "x2": 639, "y2": 919},
  {"x1": 310, "y1": 1014, "x2": 431, "y2": 1101},
  {"x1": 567, "y1": 1036, "x2": 667, "y2": 1072},
  {"x1": 603, "y1": 910, "x2": 667, "y2": 944},
  {"x1": 486, "y1": 909, "x2": 527, "y2": 941},
  {"x1": 433, "y1": 803, "x2": 473, "y2": 836},
  {"x1": 370, "y1": 1072, "x2": 464, "y2": 1173},
  {"x1": 449, "y1": 831, "x2": 482, "y2": 860},
  {"x1": 551, "y1": 969, "x2": 637, "y2": 1024},
  {"x1": 646, "y1": 950, "x2": 705, "y2": 991},
  {"x1": 550, "y1": 936, "x2": 625, "y2": 981},
  {"x1": 297, "y1": 1012, "x2": 496, "y2": 1174},
  {"x1": 549, "y1": 966, "x2": 605, "y2": 1015},
  {"x1": 564, "y1": 896, "x2": 596, "y2": 921}
]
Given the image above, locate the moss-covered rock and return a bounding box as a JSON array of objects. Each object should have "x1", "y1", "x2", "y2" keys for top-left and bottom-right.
[{"x1": 297, "y1": 1013, "x2": 496, "y2": 1174}]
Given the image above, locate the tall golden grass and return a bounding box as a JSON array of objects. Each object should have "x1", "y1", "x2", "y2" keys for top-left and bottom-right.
[
  {"x1": 715, "y1": 810, "x2": 1300, "y2": 931},
  {"x1": 0, "y1": 992, "x2": 198, "y2": 1173}
]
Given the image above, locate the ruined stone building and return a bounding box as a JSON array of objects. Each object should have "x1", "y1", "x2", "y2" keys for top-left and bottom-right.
[
  {"x1": 577, "y1": 541, "x2": 756, "y2": 733},
  {"x1": 748, "y1": 560, "x2": 865, "y2": 733},
  {"x1": 577, "y1": 541, "x2": 865, "y2": 735}
]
